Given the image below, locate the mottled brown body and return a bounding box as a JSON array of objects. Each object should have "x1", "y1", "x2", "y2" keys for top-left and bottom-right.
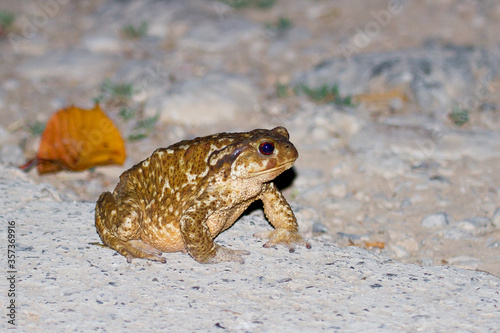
[{"x1": 95, "y1": 126, "x2": 310, "y2": 264}]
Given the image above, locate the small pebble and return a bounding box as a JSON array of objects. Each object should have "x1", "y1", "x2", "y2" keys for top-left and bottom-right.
[
  {"x1": 420, "y1": 258, "x2": 434, "y2": 266},
  {"x1": 461, "y1": 217, "x2": 490, "y2": 229},
  {"x1": 442, "y1": 228, "x2": 473, "y2": 240},
  {"x1": 0, "y1": 145, "x2": 25, "y2": 166},
  {"x1": 312, "y1": 222, "x2": 328, "y2": 234},
  {"x1": 400, "y1": 198, "x2": 412, "y2": 209},
  {"x1": 0, "y1": 125, "x2": 8, "y2": 145},
  {"x1": 422, "y1": 213, "x2": 450, "y2": 228},
  {"x1": 445, "y1": 256, "x2": 481, "y2": 270},
  {"x1": 390, "y1": 245, "x2": 409, "y2": 259},
  {"x1": 329, "y1": 181, "x2": 347, "y2": 198},
  {"x1": 492, "y1": 208, "x2": 500, "y2": 228}
]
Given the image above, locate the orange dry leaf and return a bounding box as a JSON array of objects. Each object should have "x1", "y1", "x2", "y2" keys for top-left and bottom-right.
[
  {"x1": 362, "y1": 241, "x2": 385, "y2": 250},
  {"x1": 348, "y1": 239, "x2": 386, "y2": 250},
  {"x1": 354, "y1": 89, "x2": 408, "y2": 106},
  {"x1": 22, "y1": 104, "x2": 126, "y2": 174}
]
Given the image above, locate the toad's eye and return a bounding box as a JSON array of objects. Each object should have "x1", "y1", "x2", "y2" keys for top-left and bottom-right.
[{"x1": 258, "y1": 142, "x2": 275, "y2": 155}]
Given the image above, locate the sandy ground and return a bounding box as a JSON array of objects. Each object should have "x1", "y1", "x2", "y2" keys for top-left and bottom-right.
[{"x1": 1, "y1": 165, "x2": 499, "y2": 332}]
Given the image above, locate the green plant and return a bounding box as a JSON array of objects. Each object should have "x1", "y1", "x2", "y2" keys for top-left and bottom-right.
[
  {"x1": 0, "y1": 10, "x2": 15, "y2": 33},
  {"x1": 119, "y1": 107, "x2": 136, "y2": 121},
  {"x1": 256, "y1": 0, "x2": 275, "y2": 8},
  {"x1": 266, "y1": 17, "x2": 292, "y2": 33},
  {"x1": 128, "y1": 112, "x2": 160, "y2": 141},
  {"x1": 28, "y1": 121, "x2": 45, "y2": 136},
  {"x1": 275, "y1": 83, "x2": 289, "y2": 98},
  {"x1": 276, "y1": 17, "x2": 292, "y2": 31},
  {"x1": 127, "y1": 133, "x2": 148, "y2": 141},
  {"x1": 100, "y1": 79, "x2": 135, "y2": 100},
  {"x1": 95, "y1": 79, "x2": 161, "y2": 140},
  {"x1": 297, "y1": 83, "x2": 356, "y2": 107},
  {"x1": 218, "y1": 0, "x2": 275, "y2": 9},
  {"x1": 122, "y1": 21, "x2": 148, "y2": 39},
  {"x1": 449, "y1": 107, "x2": 469, "y2": 126}
]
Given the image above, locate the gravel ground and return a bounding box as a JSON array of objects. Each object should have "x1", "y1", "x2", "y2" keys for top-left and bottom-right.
[
  {"x1": 1, "y1": 0, "x2": 500, "y2": 331},
  {"x1": 1, "y1": 165, "x2": 499, "y2": 332}
]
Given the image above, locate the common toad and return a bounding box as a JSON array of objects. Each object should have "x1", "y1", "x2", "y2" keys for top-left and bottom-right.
[{"x1": 95, "y1": 126, "x2": 310, "y2": 264}]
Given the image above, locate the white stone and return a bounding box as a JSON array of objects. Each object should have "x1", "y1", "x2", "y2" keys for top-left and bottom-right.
[
  {"x1": 387, "y1": 230, "x2": 419, "y2": 254},
  {"x1": 89, "y1": 0, "x2": 179, "y2": 39},
  {"x1": 446, "y1": 256, "x2": 481, "y2": 270},
  {"x1": 294, "y1": 45, "x2": 496, "y2": 117},
  {"x1": 420, "y1": 257, "x2": 435, "y2": 266},
  {"x1": 329, "y1": 181, "x2": 348, "y2": 198},
  {"x1": 457, "y1": 220, "x2": 477, "y2": 232},
  {"x1": 422, "y1": 213, "x2": 450, "y2": 228},
  {"x1": 16, "y1": 50, "x2": 115, "y2": 85},
  {"x1": 465, "y1": 217, "x2": 491, "y2": 228},
  {"x1": 145, "y1": 73, "x2": 259, "y2": 126},
  {"x1": 390, "y1": 244, "x2": 409, "y2": 258},
  {"x1": 291, "y1": 205, "x2": 319, "y2": 237},
  {"x1": 434, "y1": 130, "x2": 500, "y2": 161},
  {"x1": 180, "y1": 18, "x2": 263, "y2": 52},
  {"x1": 7, "y1": 35, "x2": 49, "y2": 56},
  {"x1": 398, "y1": 237, "x2": 420, "y2": 253},
  {"x1": 0, "y1": 125, "x2": 8, "y2": 145},
  {"x1": 356, "y1": 151, "x2": 408, "y2": 178},
  {"x1": 493, "y1": 208, "x2": 500, "y2": 229},
  {"x1": 441, "y1": 227, "x2": 473, "y2": 240},
  {"x1": 288, "y1": 105, "x2": 365, "y2": 151},
  {"x1": 81, "y1": 34, "x2": 122, "y2": 54},
  {"x1": 297, "y1": 183, "x2": 329, "y2": 202},
  {"x1": 0, "y1": 144, "x2": 24, "y2": 166}
]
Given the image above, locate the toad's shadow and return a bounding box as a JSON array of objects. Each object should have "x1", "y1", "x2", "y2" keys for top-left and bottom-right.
[{"x1": 242, "y1": 166, "x2": 297, "y2": 216}]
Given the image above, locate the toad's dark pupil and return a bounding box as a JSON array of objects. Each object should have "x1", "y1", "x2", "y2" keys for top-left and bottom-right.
[{"x1": 259, "y1": 142, "x2": 274, "y2": 155}]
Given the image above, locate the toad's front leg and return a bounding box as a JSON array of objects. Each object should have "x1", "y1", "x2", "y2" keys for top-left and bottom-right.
[
  {"x1": 255, "y1": 182, "x2": 311, "y2": 252},
  {"x1": 95, "y1": 191, "x2": 166, "y2": 263},
  {"x1": 179, "y1": 203, "x2": 249, "y2": 264}
]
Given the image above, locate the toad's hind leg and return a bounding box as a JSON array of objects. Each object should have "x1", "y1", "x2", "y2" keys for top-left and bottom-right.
[{"x1": 95, "y1": 192, "x2": 166, "y2": 263}]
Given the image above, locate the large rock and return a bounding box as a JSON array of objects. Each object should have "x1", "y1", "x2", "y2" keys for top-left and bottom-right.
[
  {"x1": 422, "y1": 212, "x2": 451, "y2": 228},
  {"x1": 144, "y1": 73, "x2": 259, "y2": 126},
  {"x1": 348, "y1": 124, "x2": 436, "y2": 177},
  {"x1": 16, "y1": 49, "x2": 115, "y2": 85},
  {"x1": 348, "y1": 123, "x2": 500, "y2": 178},
  {"x1": 294, "y1": 44, "x2": 498, "y2": 118},
  {"x1": 434, "y1": 129, "x2": 500, "y2": 161},
  {"x1": 180, "y1": 17, "x2": 263, "y2": 52},
  {"x1": 86, "y1": 0, "x2": 187, "y2": 39},
  {"x1": 288, "y1": 104, "x2": 365, "y2": 151}
]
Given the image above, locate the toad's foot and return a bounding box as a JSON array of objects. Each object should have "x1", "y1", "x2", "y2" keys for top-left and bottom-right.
[
  {"x1": 121, "y1": 239, "x2": 166, "y2": 264},
  {"x1": 205, "y1": 245, "x2": 250, "y2": 264},
  {"x1": 254, "y1": 229, "x2": 311, "y2": 253}
]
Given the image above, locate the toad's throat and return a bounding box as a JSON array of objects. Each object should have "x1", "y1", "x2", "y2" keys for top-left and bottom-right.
[{"x1": 247, "y1": 161, "x2": 295, "y2": 177}]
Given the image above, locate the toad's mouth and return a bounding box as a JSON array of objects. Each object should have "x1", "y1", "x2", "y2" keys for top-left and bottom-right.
[{"x1": 247, "y1": 161, "x2": 295, "y2": 177}]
